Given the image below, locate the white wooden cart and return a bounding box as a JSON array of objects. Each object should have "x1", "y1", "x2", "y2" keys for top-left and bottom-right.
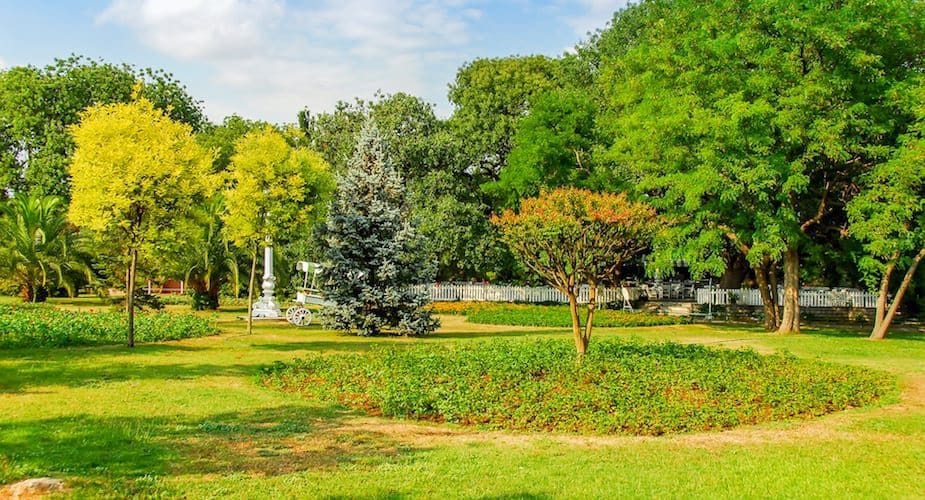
[{"x1": 285, "y1": 261, "x2": 331, "y2": 326}]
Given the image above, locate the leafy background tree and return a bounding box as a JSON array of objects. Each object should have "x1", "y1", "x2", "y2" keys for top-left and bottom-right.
[
  {"x1": 320, "y1": 122, "x2": 437, "y2": 336},
  {"x1": 485, "y1": 88, "x2": 602, "y2": 208},
  {"x1": 68, "y1": 95, "x2": 213, "y2": 347},
  {"x1": 448, "y1": 55, "x2": 564, "y2": 182},
  {"x1": 0, "y1": 55, "x2": 204, "y2": 199}
]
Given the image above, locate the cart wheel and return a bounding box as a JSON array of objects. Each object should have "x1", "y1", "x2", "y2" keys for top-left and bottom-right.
[
  {"x1": 291, "y1": 307, "x2": 313, "y2": 327},
  {"x1": 285, "y1": 306, "x2": 300, "y2": 324}
]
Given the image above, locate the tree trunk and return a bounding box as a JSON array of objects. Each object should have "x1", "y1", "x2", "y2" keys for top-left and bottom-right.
[
  {"x1": 871, "y1": 248, "x2": 925, "y2": 340},
  {"x1": 719, "y1": 253, "x2": 748, "y2": 289},
  {"x1": 754, "y1": 263, "x2": 779, "y2": 331},
  {"x1": 246, "y1": 245, "x2": 258, "y2": 335},
  {"x1": 208, "y1": 282, "x2": 221, "y2": 310},
  {"x1": 566, "y1": 291, "x2": 584, "y2": 355},
  {"x1": 582, "y1": 283, "x2": 598, "y2": 354},
  {"x1": 769, "y1": 260, "x2": 780, "y2": 320},
  {"x1": 777, "y1": 246, "x2": 800, "y2": 334},
  {"x1": 127, "y1": 248, "x2": 138, "y2": 348},
  {"x1": 873, "y1": 258, "x2": 897, "y2": 334}
]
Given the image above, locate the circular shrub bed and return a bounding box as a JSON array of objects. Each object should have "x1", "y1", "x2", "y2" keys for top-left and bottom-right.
[
  {"x1": 0, "y1": 304, "x2": 218, "y2": 348},
  {"x1": 262, "y1": 339, "x2": 893, "y2": 435}
]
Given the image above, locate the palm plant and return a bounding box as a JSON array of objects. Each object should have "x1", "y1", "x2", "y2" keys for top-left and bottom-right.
[
  {"x1": 177, "y1": 196, "x2": 240, "y2": 309},
  {"x1": 0, "y1": 194, "x2": 93, "y2": 302}
]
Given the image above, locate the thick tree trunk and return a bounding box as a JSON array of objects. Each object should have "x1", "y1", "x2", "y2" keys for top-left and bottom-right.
[
  {"x1": 246, "y1": 246, "x2": 258, "y2": 335},
  {"x1": 719, "y1": 253, "x2": 749, "y2": 289},
  {"x1": 754, "y1": 263, "x2": 779, "y2": 331},
  {"x1": 582, "y1": 283, "x2": 598, "y2": 354},
  {"x1": 566, "y1": 292, "x2": 584, "y2": 355},
  {"x1": 871, "y1": 249, "x2": 925, "y2": 340},
  {"x1": 777, "y1": 246, "x2": 800, "y2": 334},
  {"x1": 127, "y1": 248, "x2": 138, "y2": 348}
]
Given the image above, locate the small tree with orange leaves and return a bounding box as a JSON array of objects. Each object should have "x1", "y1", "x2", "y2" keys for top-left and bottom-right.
[{"x1": 493, "y1": 188, "x2": 658, "y2": 355}]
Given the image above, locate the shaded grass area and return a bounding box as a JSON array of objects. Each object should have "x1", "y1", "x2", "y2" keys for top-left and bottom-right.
[
  {"x1": 0, "y1": 296, "x2": 921, "y2": 497},
  {"x1": 430, "y1": 301, "x2": 684, "y2": 327}
]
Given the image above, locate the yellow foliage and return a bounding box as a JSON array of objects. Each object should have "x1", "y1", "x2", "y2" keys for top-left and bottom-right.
[
  {"x1": 223, "y1": 126, "x2": 334, "y2": 249},
  {"x1": 68, "y1": 97, "x2": 214, "y2": 250}
]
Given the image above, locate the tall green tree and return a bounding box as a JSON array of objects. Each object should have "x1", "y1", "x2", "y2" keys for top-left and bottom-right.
[
  {"x1": 486, "y1": 89, "x2": 601, "y2": 207},
  {"x1": 448, "y1": 55, "x2": 564, "y2": 181},
  {"x1": 0, "y1": 55, "x2": 204, "y2": 199},
  {"x1": 0, "y1": 194, "x2": 91, "y2": 302},
  {"x1": 298, "y1": 99, "x2": 368, "y2": 173},
  {"x1": 320, "y1": 121, "x2": 437, "y2": 336},
  {"x1": 69, "y1": 96, "x2": 213, "y2": 347},
  {"x1": 849, "y1": 82, "x2": 925, "y2": 340},
  {"x1": 223, "y1": 127, "x2": 334, "y2": 334},
  {"x1": 598, "y1": 0, "x2": 925, "y2": 332}
]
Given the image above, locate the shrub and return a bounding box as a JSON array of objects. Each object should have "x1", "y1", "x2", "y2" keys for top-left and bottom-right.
[
  {"x1": 0, "y1": 304, "x2": 218, "y2": 348},
  {"x1": 262, "y1": 339, "x2": 893, "y2": 436},
  {"x1": 429, "y1": 302, "x2": 684, "y2": 328}
]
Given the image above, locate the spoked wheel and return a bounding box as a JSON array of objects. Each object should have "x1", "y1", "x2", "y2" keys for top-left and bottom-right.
[
  {"x1": 285, "y1": 306, "x2": 300, "y2": 324},
  {"x1": 286, "y1": 306, "x2": 313, "y2": 326}
]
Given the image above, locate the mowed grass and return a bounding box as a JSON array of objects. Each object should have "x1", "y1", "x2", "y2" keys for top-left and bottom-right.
[{"x1": 0, "y1": 297, "x2": 922, "y2": 498}]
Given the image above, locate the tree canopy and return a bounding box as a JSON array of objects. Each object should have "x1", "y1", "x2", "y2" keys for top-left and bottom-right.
[
  {"x1": 494, "y1": 188, "x2": 657, "y2": 354},
  {"x1": 597, "y1": 0, "x2": 925, "y2": 332}
]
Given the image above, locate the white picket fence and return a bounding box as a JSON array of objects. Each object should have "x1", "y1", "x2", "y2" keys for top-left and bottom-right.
[
  {"x1": 412, "y1": 283, "x2": 635, "y2": 304},
  {"x1": 695, "y1": 288, "x2": 878, "y2": 309}
]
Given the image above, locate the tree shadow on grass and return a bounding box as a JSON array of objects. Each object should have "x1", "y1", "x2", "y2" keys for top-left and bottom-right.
[
  {"x1": 0, "y1": 359, "x2": 258, "y2": 394},
  {"x1": 0, "y1": 404, "x2": 428, "y2": 493}
]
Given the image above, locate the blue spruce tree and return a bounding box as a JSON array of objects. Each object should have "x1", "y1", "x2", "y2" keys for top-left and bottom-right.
[{"x1": 319, "y1": 121, "x2": 438, "y2": 336}]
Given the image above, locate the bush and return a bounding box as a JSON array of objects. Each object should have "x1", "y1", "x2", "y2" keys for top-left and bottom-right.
[
  {"x1": 429, "y1": 302, "x2": 684, "y2": 327},
  {"x1": 262, "y1": 339, "x2": 893, "y2": 435},
  {"x1": 0, "y1": 304, "x2": 218, "y2": 348}
]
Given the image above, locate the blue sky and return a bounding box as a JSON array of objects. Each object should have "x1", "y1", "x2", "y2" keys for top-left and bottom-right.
[{"x1": 0, "y1": 1, "x2": 629, "y2": 124}]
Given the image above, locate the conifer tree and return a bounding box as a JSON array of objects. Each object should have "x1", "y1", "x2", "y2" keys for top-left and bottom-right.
[{"x1": 320, "y1": 121, "x2": 437, "y2": 336}]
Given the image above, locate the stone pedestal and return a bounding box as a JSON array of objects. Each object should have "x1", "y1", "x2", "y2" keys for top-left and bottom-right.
[{"x1": 252, "y1": 243, "x2": 281, "y2": 319}]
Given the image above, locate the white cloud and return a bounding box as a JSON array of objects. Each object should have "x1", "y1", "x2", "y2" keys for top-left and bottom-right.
[
  {"x1": 98, "y1": 0, "x2": 478, "y2": 123},
  {"x1": 0, "y1": 57, "x2": 6, "y2": 70},
  {"x1": 98, "y1": 0, "x2": 284, "y2": 60},
  {"x1": 564, "y1": 0, "x2": 630, "y2": 36}
]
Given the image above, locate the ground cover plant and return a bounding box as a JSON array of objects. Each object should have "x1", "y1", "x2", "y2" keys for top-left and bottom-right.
[
  {"x1": 430, "y1": 301, "x2": 683, "y2": 328},
  {"x1": 262, "y1": 339, "x2": 892, "y2": 435},
  {"x1": 0, "y1": 304, "x2": 217, "y2": 348}
]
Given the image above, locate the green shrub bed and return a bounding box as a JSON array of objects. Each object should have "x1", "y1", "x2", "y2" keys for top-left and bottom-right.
[
  {"x1": 262, "y1": 339, "x2": 892, "y2": 435},
  {"x1": 431, "y1": 302, "x2": 683, "y2": 328},
  {"x1": 0, "y1": 304, "x2": 218, "y2": 348}
]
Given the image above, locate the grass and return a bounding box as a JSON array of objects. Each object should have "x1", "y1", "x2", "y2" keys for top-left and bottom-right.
[{"x1": 0, "y1": 297, "x2": 923, "y2": 497}]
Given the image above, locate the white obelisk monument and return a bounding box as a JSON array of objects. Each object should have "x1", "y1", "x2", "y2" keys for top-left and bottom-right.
[{"x1": 251, "y1": 237, "x2": 281, "y2": 318}]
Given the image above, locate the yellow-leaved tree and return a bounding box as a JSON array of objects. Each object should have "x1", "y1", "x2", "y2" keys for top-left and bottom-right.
[
  {"x1": 69, "y1": 95, "x2": 213, "y2": 347},
  {"x1": 223, "y1": 127, "x2": 334, "y2": 334}
]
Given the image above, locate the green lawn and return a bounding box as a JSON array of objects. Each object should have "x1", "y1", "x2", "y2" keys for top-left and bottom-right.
[{"x1": 1, "y1": 298, "x2": 924, "y2": 498}]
